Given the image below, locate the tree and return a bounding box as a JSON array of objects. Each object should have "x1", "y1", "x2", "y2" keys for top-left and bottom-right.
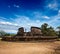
[
  {"x1": 48, "y1": 26, "x2": 57, "y2": 36},
  {"x1": 0, "y1": 30, "x2": 6, "y2": 37},
  {"x1": 5, "y1": 33, "x2": 10, "y2": 36},
  {"x1": 10, "y1": 33, "x2": 16, "y2": 36},
  {"x1": 41, "y1": 23, "x2": 57, "y2": 36},
  {"x1": 57, "y1": 26, "x2": 60, "y2": 38},
  {"x1": 0, "y1": 30, "x2": 16, "y2": 37},
  {"x1": 41, "y1": 23, "x2": 48, "y2": 36}
]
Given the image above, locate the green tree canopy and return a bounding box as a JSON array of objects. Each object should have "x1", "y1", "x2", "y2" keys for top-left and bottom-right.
[
  {"x1": 41, "y1": 23, "x2": 57, "y2": 36},
  {"x1": 0, "y1": 30, "x2": 6, "y2": 36}
]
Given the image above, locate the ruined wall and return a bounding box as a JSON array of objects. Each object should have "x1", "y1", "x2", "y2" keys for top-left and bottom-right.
[
  {"x1": 16, "y1": 27, "x2": 42, "y2": 36},
  {"x1": 31, "y1": 27, "x2": 42, "y2": 36},
  {"x1": 16, "y1": 27, "x2": 24, "y2": 36}
]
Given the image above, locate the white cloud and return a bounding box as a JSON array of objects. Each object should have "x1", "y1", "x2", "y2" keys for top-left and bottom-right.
[
  {"x1": 0, "y1": 21, "x2": 18, "y2": 26},
  {"x1": 31, "y1": 11, "x2": 50, "y2": 19},
  {"x1": 0, "y1": 16, "x2": 19, "y2": 26},
  {"x1": 0, "y1": 10, "x2": 60, "y2": 33},
  {"x1": 0, "y1": 16, "x2": 6, "y2": 19},
  {"x1": 0, "y1": 17, "x2": 20, "y2": 33},
  {"x1": 0, "y1": 14, "x2": 59, "y2": 33},
  {"x1": 47, "y1": 0, "x2": 58, "y2": 10},
  {"x1": 13, "y1": 4, "x2": 20, "y2": 8},
  {"x1": 31, "y1": 12, "x2": 42, "y2": 19},
  {"x1": 58, "y1": 10, "x2": 60, "y2": 14},
  {"x1": 0, "y1": 17, "x2": 7, "y2": 21},
  {"x1": 29, "y1": 11, "x2": 60, "y2": 28},
  {"x1": 43, "y1": 16, "x2": 50, "y2": 19},
  {"x1": 14, "y1": 15, "x2": 43, "y2": 32},
  {"x1": 47, "y1": 10, "x2": 60, "y2": 27},
  {"x1": 36, "y1": 20, "x2": 40, "y2": 23},
  {"x1": 48, "y1": 3, "x2": 58, "y2": 10}
]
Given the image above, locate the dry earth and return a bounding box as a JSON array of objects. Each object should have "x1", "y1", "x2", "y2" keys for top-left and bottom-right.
[{"x1": 0, "y1": 41, "x2": 60, "y2": 54}]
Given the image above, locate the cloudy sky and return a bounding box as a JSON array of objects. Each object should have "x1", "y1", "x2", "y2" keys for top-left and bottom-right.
[{"x1": 0, "y1": 0, "x2": 60, "y2": 33}]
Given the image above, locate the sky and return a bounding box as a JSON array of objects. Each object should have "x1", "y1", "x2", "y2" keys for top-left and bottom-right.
[{"x1": 0, "y1": 0, "x2": 60, "y2": 33}]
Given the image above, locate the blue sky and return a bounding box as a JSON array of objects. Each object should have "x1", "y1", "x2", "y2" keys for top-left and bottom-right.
[{"x1": 0, "y1": 0, "x2": 60, "y2": 33}]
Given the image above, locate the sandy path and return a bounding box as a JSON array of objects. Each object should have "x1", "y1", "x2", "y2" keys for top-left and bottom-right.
[{"x1": 0, "y1": 41, "x2": 60, "y2": 54}]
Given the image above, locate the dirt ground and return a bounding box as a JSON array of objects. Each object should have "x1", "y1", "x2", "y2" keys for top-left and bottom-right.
[{"x1": 0, "y1": 41, "x2": 60, "y2": 54}]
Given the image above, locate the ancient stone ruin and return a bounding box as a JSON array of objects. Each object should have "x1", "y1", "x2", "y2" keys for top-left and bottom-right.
[
  {"x1": 16, "y1": 27, "x2": 24, "y2": 36},
  {"x1": 2, "y1": 27, "x2": 58, "y2": 41},
  {"x1": 16, "y1": 27, "x2": 42, "y2": 36},
  {"x1": 31, "y1": 27, "x2": 42, "y2": 36}
]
